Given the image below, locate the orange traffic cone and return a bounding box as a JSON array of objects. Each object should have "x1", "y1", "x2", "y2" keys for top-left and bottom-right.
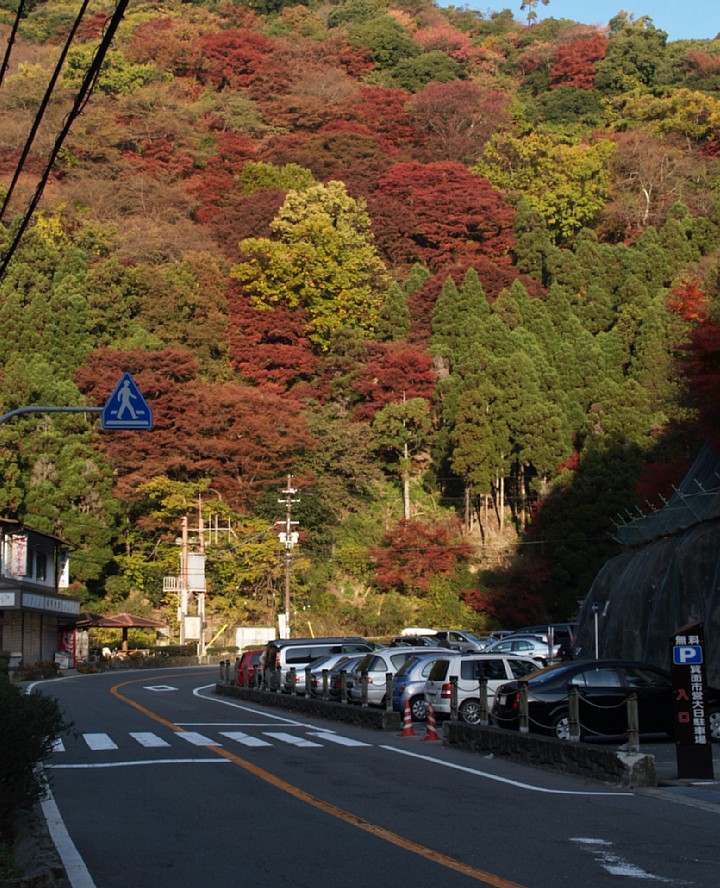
[
  {"x1": 399, "y1": 699, "x2": 416, "y2": 737},
  {"x1": 422, "y1": 702, "x2": 440, "y2": 741}
]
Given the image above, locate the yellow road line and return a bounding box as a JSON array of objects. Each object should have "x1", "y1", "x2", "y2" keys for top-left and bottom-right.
[{"x1": 111, "y1": 677, "x2": 526, "y2": 888}]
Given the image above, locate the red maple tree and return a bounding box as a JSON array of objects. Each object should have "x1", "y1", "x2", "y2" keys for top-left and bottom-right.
[
  {"x1": 75, "y1": 347, "x2": 315, "y2": 509},
  {"x1": 372, "y1": 519, "x2": 473, "y2": 595}
]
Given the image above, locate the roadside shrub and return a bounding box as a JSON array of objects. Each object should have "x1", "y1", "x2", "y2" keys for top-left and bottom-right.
[{"x1": 0, "y1": 677, "x2": 71, "y2": 840}]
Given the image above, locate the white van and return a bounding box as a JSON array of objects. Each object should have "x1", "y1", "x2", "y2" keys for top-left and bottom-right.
[
  {"x1": 263, "y1": 637, "x2": 373, "y2": 690},
  {"x1": 424, "y1": 654, "x2": 542, "y2": 724}
]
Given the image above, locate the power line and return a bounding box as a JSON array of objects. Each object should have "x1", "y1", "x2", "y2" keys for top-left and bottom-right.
[
  {"x1": 0, "y1": 0, "x2": 93, "y2": 223},
  {"x1": 0, "y1": 0, "x2": 26, "y2": 89},
  {"x1": 0, "y1": 0, "x2": 132, "y2": 282}
]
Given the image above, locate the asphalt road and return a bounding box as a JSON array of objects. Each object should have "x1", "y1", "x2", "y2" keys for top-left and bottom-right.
[{"x1": 35, "y1": 667, "x2": 720, "y2": 888}]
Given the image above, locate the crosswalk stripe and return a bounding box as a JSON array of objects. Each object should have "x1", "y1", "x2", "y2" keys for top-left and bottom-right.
[
  {"x1": 130, "y1": 732, "x2": 171, "y2": 748},
  {"x1": 219, "y1": 731, "x2": 273, "y2": 748},
  {"x1": 263, "y1": 732, "x2": 323, "y2": 748},
  {"x1": 176, "y1": 732, "x2": 218, "y2": 746},
  {"x1": 307, "y1": 732, "x2": 371, "y2": 747},
  {"x1": 84, "y1": 733, "x2": 118, "y2": 751},
  {"x1": 53, "y1": 729, "x2": 373, "y2": 753}
]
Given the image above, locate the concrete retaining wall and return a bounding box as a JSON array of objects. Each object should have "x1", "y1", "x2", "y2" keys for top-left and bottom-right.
[{"x1": 443, "y1": 721, "x2": 657, "y2": 787}]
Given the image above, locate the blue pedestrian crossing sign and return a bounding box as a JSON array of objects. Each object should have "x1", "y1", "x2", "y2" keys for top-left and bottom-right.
[{"x1": 102, "y1": 372, "x2": 153, "y2": 430}]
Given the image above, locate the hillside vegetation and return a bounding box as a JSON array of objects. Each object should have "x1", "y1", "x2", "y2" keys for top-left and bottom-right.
[{"x1": 1, "y1": 0, "x2": 719, "y2": 638}]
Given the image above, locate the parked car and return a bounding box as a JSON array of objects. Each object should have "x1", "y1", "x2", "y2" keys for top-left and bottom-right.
[
  {"x1": 391, "y1": 651, "x2": 461, "y2": 721},
  {"x1": 424, "y1": 654, "x2": 543, "y2": 724},
  {"x1": 327, "y1": 654, "x2": 367, "y2": 700},
  {"x1": 282, "y1": 652, "x2": 357, "y2": 695},
  {"x1": 389, "y1": 635, "x2": 447, "y2": 648},
  {"x1": 480, "y1": 635, "x2": 562, "y2": 664},
  {"x1": 263, "y1": 637, "x2": 373, "y2": 689},
  {"x1": 432, "y1": 630, "x2": 491, "y2": 653},
  {"x1": 491, "y1": 659, "x2": 720, "y2": 742},
  {"x1": 236, "y1": 649, "x2": 263, "y2": 687},
  {"x1": 510, "y1": 623, "x2": 577, "y2": 657},
  {"x1": 348, "y1": 647, "x2": 435, "y2": 706}
]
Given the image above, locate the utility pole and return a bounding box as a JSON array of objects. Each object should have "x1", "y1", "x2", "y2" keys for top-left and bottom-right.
[
  {"x1": 276, "y1": 475, "x2": 299, "y2": 638},
  {"x1": 179, "y1": 516, "x2": 189, "y2": 644}
]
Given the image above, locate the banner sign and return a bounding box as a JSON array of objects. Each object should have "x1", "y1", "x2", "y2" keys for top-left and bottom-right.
[{"x1": 671, "y1": 621, "x2": 714, "y2": 779}]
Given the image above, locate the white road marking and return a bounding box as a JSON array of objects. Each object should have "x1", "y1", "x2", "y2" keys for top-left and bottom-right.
[
  {"x1": 176, "y1": 731, "x2": 219, "y2": 746},
  {"x1": 263, "y1": 732, "x2": 323, "y2": 748},
  {"x1": 307, "y1": 732, "x2": 371, "y2": 747},
  {"x1": 380, "y1": 745, "x2": 633, "y2": 797},
  {"x1": 570, "y1": 838, "x2": 685, "y2": 882},
  {"x1": 130, "y1": 732, "x2": 171, "y2": 748},
  {"x1": 83, "y1": 733, "x2": 118, "y2": 751},
  {"x1": 41, "y1": 789, "x2": 97, "y2": 888},
  {"x1": 47, "y1": 759, "x2": 231, "y2": 769},
  {"x1": 143, "y1": 685, "x2": 177, "y2": 691},
  {"x1": 192, "y1": 685, "x2": 322, "y2": 728},
  {"x1": 53, "y1": 738, "x2": 65, "y2": 752},
  {"x1": 220, "y1": 731, "x2": 273, "y2": 748}
]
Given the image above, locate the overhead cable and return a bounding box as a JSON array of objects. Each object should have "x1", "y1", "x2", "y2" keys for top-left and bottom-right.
[
  {"x1": 0, "y1": 0, "x2": 93, "y2": 223},
  {"x1": 0, "y1": 0, "x2": 26, "y2": 89},
  {"x1": 0, "y1": 0, "x2": 131, "y2": 283}
]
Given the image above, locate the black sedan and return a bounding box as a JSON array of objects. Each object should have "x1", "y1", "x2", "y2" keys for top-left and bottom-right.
[{"x1": 491, "y1": 659, "x2": 720, "y2": 742}]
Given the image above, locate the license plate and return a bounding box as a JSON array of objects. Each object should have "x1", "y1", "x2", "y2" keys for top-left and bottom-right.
[{"x1": 498, "y1": 695, "x2": 507, "y2": 706}]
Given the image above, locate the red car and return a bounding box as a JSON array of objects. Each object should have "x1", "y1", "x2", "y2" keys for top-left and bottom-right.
[{"x1": 236, "y1": 649, "x2": 263, "y2": 687}]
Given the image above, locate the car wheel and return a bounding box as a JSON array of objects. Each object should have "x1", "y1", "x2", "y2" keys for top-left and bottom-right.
[
  {"x1": 410, "y1": 695, "x2": 428, "y2": 721},
  {"x1": 459, "y1": 699, "x2": 484, "y2": 726},
  {"x1": 709, "y1": 708, "x2": 720, "y2": 742},
  {"x1": 550, "y1": 710, "x2": 572, "y2": 741}
]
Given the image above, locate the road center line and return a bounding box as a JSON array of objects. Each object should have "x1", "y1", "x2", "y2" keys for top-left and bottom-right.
[{"x1": 108, "y1": 676, "x2": 528, "y2": 888}]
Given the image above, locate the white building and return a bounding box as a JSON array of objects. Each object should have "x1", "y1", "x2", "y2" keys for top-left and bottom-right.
[{"x1": 0, "y1": 518, "x2": 80, "y2": 667}]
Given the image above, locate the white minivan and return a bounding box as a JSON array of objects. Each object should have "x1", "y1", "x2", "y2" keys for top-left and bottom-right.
[
  {"x1": 263, "y1": 637, "x2": 373, "y2": 690},
  {"x1": 424, "y1": 654, "x2": 542, "y2": 724}
]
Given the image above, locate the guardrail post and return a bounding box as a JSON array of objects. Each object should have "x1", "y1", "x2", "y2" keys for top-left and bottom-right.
[
  {"x1": 219, "y1": 660, "x2": 226, "y2": 682},
  {"x1": 450, "y1": 676, "x2": 459, "y2": 720},
  {"x1": 519, "y1": 682, "x2": 529, "y2": 734},
  {"x1": 289, "y1": 666, "x2": 297, "y2": 695},
  {"x1": 341, "y1": 670, "x2": 348, "y2": 704},
  {"x1": 322, "y1": 669, "x2": 329, "y2": 701},
  {"x1": 361, "y1": 671, "x2": 369, "y2": 707},
  {"x1": 479, "y1": 678, "x2": 489, "y2": 726},
  {"x1": 568, "y1": 685, "x2": 580, "y2": 742},
  {"x1": 304, "y1": 666, "x2": 312, "y2": 697},
  {"x1": 626, "y1": 693, "x2": 640, "y2": 753},
  {"x1": 385, "y1": 673, "x2": 393, "y2": 712}
]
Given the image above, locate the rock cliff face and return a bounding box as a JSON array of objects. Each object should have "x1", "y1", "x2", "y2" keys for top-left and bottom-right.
[{"x1": 575, "y1": 441, "x2": 720, "y2": 687}]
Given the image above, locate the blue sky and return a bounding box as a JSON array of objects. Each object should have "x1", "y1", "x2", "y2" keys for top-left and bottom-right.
[{"x1": 461, "y1": 2, "x2": 720, "y2": 42}]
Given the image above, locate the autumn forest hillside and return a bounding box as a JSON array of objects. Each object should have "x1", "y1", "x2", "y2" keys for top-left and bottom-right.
[{"x1": 1, "y1": 0, "x2": 720, "y2": 640}]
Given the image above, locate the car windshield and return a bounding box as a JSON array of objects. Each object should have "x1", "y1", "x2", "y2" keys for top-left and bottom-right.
[{"x1": 524, "y1": 663, "x2": 570, "y2": 684}]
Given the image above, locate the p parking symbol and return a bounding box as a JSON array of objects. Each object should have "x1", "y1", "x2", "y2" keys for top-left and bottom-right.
[{"x1": 673, "y1": 645, "x2": 703, "y2": 665}]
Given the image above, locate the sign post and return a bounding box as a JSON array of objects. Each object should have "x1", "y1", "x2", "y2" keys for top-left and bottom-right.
[
  {"x1": 671, "y1": 621, "x2": 714, "y2": 780},
  {"x1": 592, "y1": 602, "x2": 600, "y2": 658}
]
